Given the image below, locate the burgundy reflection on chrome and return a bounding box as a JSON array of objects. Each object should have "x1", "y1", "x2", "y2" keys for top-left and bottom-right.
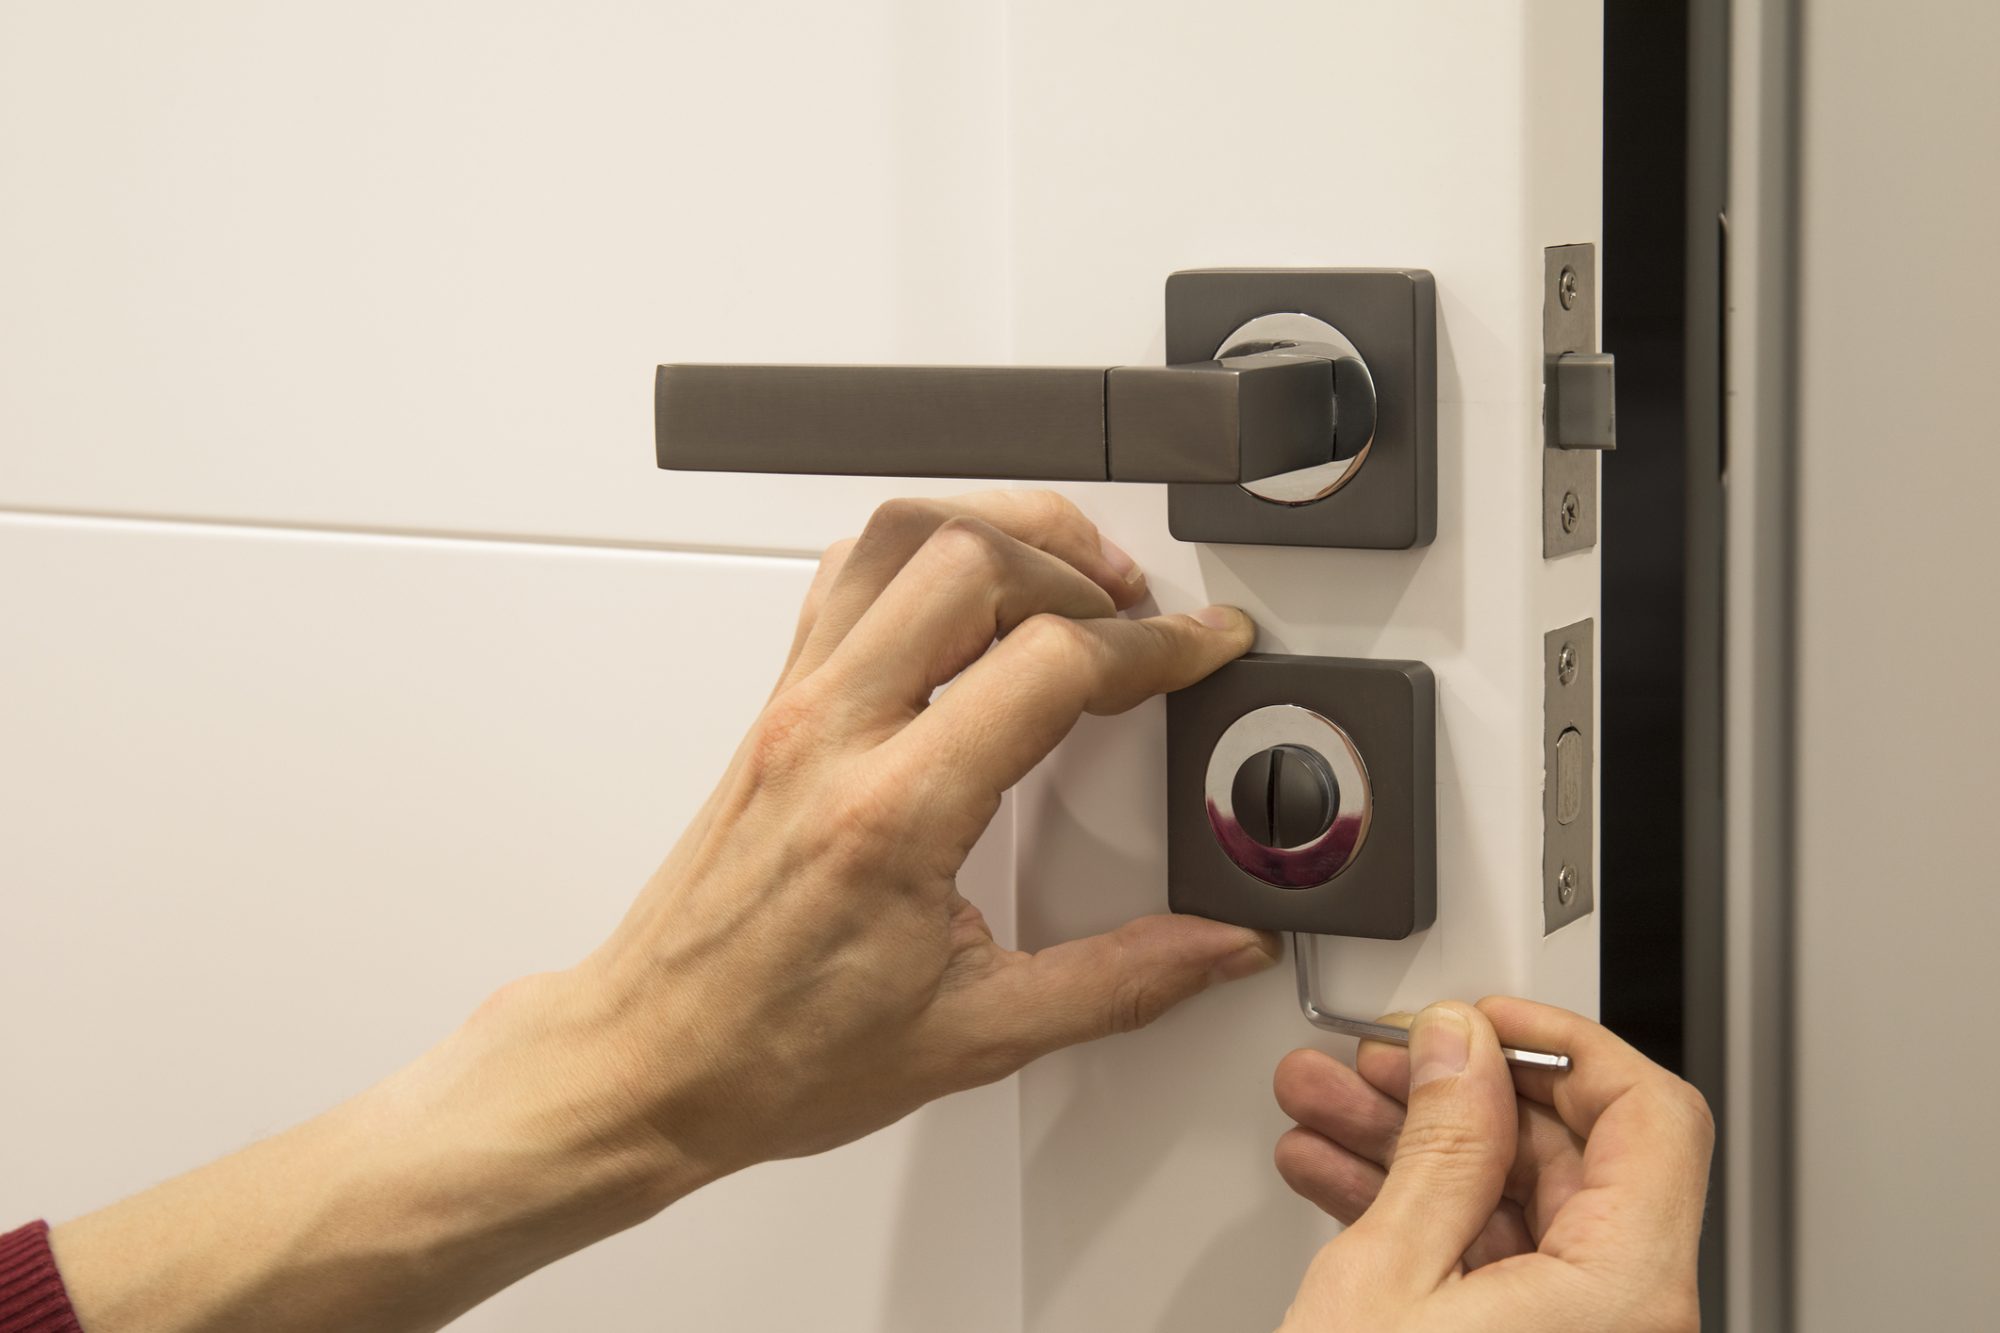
[{"x1": 1206, "y1": 799, "x2": 1365, "y2": 888}]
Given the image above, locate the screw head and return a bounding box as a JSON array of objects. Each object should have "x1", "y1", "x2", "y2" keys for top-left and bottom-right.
[
  {"x1": 1556, "y1": 864, "x2": 1578, "y2": 905},
  {"x1": 1559, "y1": 490, "x2": 1581, "y2": 533},
  {"x1": 1557, "y1": 642, "x2": 1578, "y2": 686},
  {"x1": 1559, "y1": 265, "x2": 1578, "y2": 310}
]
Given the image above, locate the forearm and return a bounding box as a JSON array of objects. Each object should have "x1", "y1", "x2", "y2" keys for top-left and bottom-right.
[{"x1": 48, "y1": 971, "x2": 712, "y2": 1333}]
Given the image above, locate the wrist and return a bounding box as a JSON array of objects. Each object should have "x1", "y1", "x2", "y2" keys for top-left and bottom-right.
[
  {"x1": 53, "y1": 968, "x2": 724, "y2": 1333},
  {"x1": 302, "y1": 965, "x2": 726, "y2": 1325},
  {"x1": 368, "y1": 966, "x2": 725, "y2": 1253}
]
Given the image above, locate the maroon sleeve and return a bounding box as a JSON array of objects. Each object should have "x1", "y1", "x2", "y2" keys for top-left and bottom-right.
[{"x1": 0, "y1": 1223, "x2": 82, "y2": 1333}]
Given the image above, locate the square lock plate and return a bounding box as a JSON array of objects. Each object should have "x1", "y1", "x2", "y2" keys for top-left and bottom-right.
[
  {"x1": 1165, "y1": 269, "x2": 1437, "y2": 549},
  {"x1": 1167, "y1": 654, "x2": 1436, "y2": 937}
]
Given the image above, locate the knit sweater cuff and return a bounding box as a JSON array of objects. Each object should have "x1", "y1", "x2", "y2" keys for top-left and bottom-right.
[{"x1": 0, "y1": 1223, "x2": 82, "y2": 1333}]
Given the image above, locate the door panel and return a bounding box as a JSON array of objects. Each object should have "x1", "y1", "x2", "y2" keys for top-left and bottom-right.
[
  {"x1": 1006, "y1": 4, "x2": 1601, "y2": 1326},
  {"x1": 0, "y1": 2, "x2": 1008, "y2": 554},
  {"x1": 2, "y1": 4, "x2": 1603, "y2": 1327},
  {"x1": 0, "y1": 515, "x2": 1018, "y2": 1332}
]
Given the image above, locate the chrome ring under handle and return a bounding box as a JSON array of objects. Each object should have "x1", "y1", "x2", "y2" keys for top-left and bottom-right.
[
  {"x1": 1216, "y1": 312, "x2": 1378, "y2": 506},
  {"x1": 1291, "y1": 934, "x2": 1572, "y2": 1072}
]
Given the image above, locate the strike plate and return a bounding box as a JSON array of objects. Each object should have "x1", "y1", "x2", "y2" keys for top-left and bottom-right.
[
  {"x1": 1166, "y1": 269, "x2": 1437, "y2": 549},
  {"x1": 1543, "y1": 244, "x2": 1601, "y2": 556},
  {"x1": 1543, "y1": 619, "x2": 1596, "y2": 933}
]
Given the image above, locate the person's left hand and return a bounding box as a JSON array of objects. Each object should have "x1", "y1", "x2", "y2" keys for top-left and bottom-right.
[
  {"x1": 47, "y1": 491, "x2": 1281, "y2": 1333},
  {"x1": 514, "y1": 491, "x2": 1280, "y2": 1193}
]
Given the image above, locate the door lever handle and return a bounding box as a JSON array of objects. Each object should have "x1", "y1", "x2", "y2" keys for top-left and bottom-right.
[
  {"x1": 652, "y1": 267, "x2": 1435, "y2": 550},
  {"x1": 656, "y1": 348, "x2": 1375, "y2": 485}
]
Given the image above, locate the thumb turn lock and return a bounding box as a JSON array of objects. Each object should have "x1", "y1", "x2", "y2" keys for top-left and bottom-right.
[{"x1": 1229, "y1": 744, "x2": 1339, "y2": 850}]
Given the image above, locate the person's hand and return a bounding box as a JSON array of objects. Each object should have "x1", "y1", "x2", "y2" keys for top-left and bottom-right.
[
  {"x1": 50, "y1": 491, "x2": 1277, "y2": 1333},
  {"x1": 1272, "y1": 998, "x2": 1712, "y2": 1332},
  {"x1": 543, "y1": 490, "x2": 1278, "y2": 1185}
]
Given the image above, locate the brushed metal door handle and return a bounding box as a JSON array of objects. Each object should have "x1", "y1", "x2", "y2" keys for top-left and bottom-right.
[
  {"x1": 651, "y1": 267, "x2": 1434, "y2": 550},
  {"x1": 654, "y1": 352, "x2": 1367, "y2": 484}
]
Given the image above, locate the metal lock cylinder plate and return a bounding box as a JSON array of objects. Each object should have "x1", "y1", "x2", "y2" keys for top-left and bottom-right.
[{"x1": 1168, "y1": 654, "x2": 1435, "y2": 938}]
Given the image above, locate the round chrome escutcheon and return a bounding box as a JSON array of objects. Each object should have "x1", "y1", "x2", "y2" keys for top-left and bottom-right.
[
  {"x1": 1204, "y1": 704, "x2": 1373, "y2": 888},
  {"x1": 1215, "y1": 312, "x2": 1377, "y2": 505}
]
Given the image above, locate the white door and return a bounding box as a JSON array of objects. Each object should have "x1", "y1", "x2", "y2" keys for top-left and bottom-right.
[
  {"x1": 0, "y1": 4, "x2": 1599, "y2": 1330},
  {"x1": 1004, "y1": 8, "x2": 1600, "y2": 1326}
]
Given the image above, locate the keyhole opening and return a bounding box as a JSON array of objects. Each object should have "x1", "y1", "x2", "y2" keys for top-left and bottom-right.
[{"x1": 1230, "y1": 744, "x2": 1340, "y2": 850}]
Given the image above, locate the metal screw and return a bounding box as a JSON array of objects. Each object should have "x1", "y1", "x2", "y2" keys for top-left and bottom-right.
[
  {"x1": 1557, "y1": 642, "x2": 1578, "y2": 686},
  {"x1": 1559, "y1": 265, "x2": 1578, "y2": 310},
  {"x1": 1559, "y1": 490, "x2": 1580, "y2": 533},
  {"x1": 1556, "y1": 864, "x2": 1577, "y2": 905}
]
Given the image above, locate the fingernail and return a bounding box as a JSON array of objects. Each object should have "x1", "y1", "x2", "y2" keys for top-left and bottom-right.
[
  {"x1": 1193, "y1": 604, "x2": 1247, "y2": 631},
  {"x1": 1410, "y1": 1004, "x2": 1470, "y2": 1088},
  {"x1": 1099, "y1": 534, "x2": 1144, "y2": 585},
  {"x1": 1210, "y1": 932, "x2": 1283, "y2": 983}
]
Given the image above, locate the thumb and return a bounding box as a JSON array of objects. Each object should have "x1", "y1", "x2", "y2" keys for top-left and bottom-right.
[
  {"x1": 1349, "y1": 1001, "x2": 1517, "y2": 1292},
  {"x1": 986, "y1": 914, "x2": 1280, "y2": 1061}
]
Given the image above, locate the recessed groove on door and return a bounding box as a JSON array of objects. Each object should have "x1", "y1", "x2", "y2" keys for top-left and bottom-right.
[{"x1": 0, "y1": 505, "x2": 827, "y2": 563}]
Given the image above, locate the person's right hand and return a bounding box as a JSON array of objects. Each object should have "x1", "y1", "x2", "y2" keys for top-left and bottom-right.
[{"x1": 1272, "y1": 998, "x2": 1713, "y2": 1332}]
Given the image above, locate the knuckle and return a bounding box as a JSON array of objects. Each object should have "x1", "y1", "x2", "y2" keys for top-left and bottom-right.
[
  {"x1": 802, "y1": 539, "x2": 858, "y2": 615},
  {"x1": 821, "y1": 770, "x2": 907, "y2": 858},
  {"x1": 1104, "y1": 978, "x2": 1156, "y2": 1034},
  {"x1": 860, "y1": 496, "x2": 937, "y2": 548},
  {"x1": 745, "y1": 682, "x2": 830, "y2": 778},
  {"x1": 1391, "y1": 1116, "x2": 1486, "y2": 1175},
  {"x1": 1102, "y1": 970, "x2": 1175, "y2": 1035},
  {"x1": 923, "y1": 515, "x2": 1011, "y2": 577},
  {"x1": 817, "y1": 537, "x2": 858, "y2": 574},
  {"x1": 1665, "y1": 1073, "x2": 1718, "y2": 1145},
  {"x1": 1016, "y1": 488, "x2": 1083, "y2": 535},
  {"x1": 1012, "y1": 612, "x2": 1097, "y2": 671},
  {"x1": 1159, "y1": 617, "x2": 1206, "y2": 662},
  {"x1": 1272, "y1": 1048, "x2": 1324, "y2": 1103},
  {"x1": 1271, "y1": 1125, "x2": 1325, "y2": 1183}
]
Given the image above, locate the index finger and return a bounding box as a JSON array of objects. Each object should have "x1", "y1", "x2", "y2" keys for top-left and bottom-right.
[
  {"x1": 786, "y1": 491, "x2": 1146, "y2": 689},
  {"x1": 881, "y1": 606, "x2": 1254, "y2": 827}
]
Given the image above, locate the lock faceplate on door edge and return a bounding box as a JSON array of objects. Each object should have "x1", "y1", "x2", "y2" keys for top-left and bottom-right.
[
  {"x1": 1542, "y1": 244, "x2": 1616, "y2": 556},
  {"x1": 1542, "y1": 619, "x2": 1596, "y2": 932},
  {"x1": 1167, "y1": 654, "x2": 1436, "y2": 937}
]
